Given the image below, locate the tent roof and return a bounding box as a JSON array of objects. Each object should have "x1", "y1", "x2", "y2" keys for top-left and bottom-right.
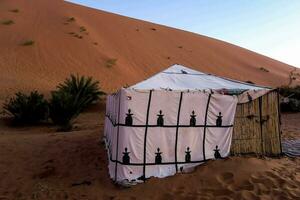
[{"x1": 129, "y1": 64, "x2": 270, "y2": 91}]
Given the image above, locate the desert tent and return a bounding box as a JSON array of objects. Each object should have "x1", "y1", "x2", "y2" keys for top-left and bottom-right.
[{"x1": 104, "y1": 64, "x2": 274, "y2": 182}]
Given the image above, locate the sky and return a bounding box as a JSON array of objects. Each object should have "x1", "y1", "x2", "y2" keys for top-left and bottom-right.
[{"x1": 67, "y1": 0, "x2": 300, "y2": 67}]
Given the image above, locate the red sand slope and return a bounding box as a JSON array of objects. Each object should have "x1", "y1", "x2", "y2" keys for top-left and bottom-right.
[{"x1": 0, "y1": 0, "x2": 299, "y2": 100}]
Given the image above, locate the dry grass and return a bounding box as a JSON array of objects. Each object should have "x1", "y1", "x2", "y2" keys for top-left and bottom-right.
[
  {"x1": 73, "y1": 34, "x2": 83, "y2": 39},
  {"x1": 106, "y1": 58, "x2": 117, "y2": 68},
  {"x1": 79, "y1": 26, "x2": 87, "y2": 32},
  {"x1": 259, "y1": 67, "x2": 269, "y2": 72},
  {"x1": 67, "y1": 17, "x2": 75, "y2": 22},
  {"x1": 2, "y1": 20, "x2": 14, "y2": 25},
  {"x1": 10, "y1": 9, "x2": 19, "y2": 13},
  {"x1": 21, "y1": 40, "x2": 35, "y2": 46}
]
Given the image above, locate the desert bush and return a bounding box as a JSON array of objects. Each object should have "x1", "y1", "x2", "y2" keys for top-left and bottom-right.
[
  {"x1": 259, "y1": 67, "x2": 269, "y2": 72},
  {"x1": 10, "y1": 9, "x2": 19, "y2": 13},
  {"x1": 279, "y1": 86, "x2": 300, "y2": 112},
  {"x1": 3, "y1": 91, "x2": 48, "y2": 124},
  {"x1": 106, "y1": 58, "x2": 117, "y2": 68},
  {"x1": 49, "y1": 74, "x2": 105, "y2": 130},
  {"x1": 57, "y1": 74, "x2": 105, "y2": 105},
  {"x1": 49, "y1": 91, "x2": 83, "y2": 131},
  {"x1": 79, "y1": 26, "x2": 87, "y2": 32},
  {"x1": 73, "y1": 34, "x2": 83, "y2": 39},
  {"x1": 67, "y1": 17, "x2": 75, "y2": 22},
  {"x1": 22, "y1": 40, "x2": 34, "y2": 46},
  {"x1": 279, "y1": 86, "x2": 300, "y2": 100},
  {"x1": 2, "y1": 20, "x2": 14, "y2": 25},
  {"x1": 280, "y1": 98, "x2": 300, "y2": 112}
]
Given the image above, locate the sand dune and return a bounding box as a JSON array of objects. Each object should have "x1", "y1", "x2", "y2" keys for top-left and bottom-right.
[
  {"x1": 1, "y1": 1, "x2": 299, "y2": 199},
  {"x1": 0, "y1": 0, "x2": 299, "y2": 101}
]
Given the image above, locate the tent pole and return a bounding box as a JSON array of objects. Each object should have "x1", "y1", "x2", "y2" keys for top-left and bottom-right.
[
  {"x1": 202, "y1": 94, "x2": 212, "y2": 161},
  {"x1": 142, "y1": 90, "x2": 153, "y2": 181},
  {"x1": 114, "y1": 92, "x2": 122, "y2": 182},
  {"x1": 174, "y1": 92, "x2": 183, "y2": 172}
]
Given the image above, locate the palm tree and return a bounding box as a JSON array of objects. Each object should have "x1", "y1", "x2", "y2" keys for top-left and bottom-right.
[{"x1": 49, "y1": 74, "x2": 105, "y2": 131}]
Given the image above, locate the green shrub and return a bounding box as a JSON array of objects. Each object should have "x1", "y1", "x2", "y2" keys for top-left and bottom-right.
[
  {"x1": 279, "y1": 86, "x2": 300, "y2": 112},
  {"x1": 259, "y1": 67, "x2": 269, "y2": 72},
  {"x1": 57, "y1": 74, "x2": 105, "y2": 105},
  {"x1": 49, "y1": 74, "x2": 105, "y2": 130},
  {"x1": 2, "y1": 20, "x2": 14, "y2": 25},
  {"x1": 3, "y1": 91, "x2": 48, "y2": 124},
  {"x1": 49, "y1": 91, "x2": 83, "y2": 131},
  {"x1": 79, "y1": 26, "x2": 87, "y2": 32},
  {"x1": 280, "y1": 98, "x2": 300, "y2": 112},
  {"x1": 10, "y1": 9, "x2": 19, "y2": 13},
  {"x1": 22, "y1": 40, "x2": 34, "y2": 46},
  {"x1": 106, "y1": 58, "x2": 117, "y2": 68},
  {"x1": 279, "y1": 86, "x2": 300, "y2": 100},
  {"x1": 67, "y1": 17, "x2": 75, "y2": 22}
]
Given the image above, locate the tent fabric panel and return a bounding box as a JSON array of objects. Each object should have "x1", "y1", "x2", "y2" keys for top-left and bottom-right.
[
  {"x1": 179, "y1": 92, "x2": 209, "y2": 125},
  {"x1": 119, "y1": 90, "x2": 149, "y2": 125},
  {"x1": 145, "y1": 127, "x2": 177, "y2": 178},
  {"x1": 146, "y1": 127, "x2": 176, "y2": 163},
  {"x1": 176, "y1": 127, "x2": 205, "y2": 162},
  {"x1": 205, "y1": 127, "x2": 234, "y2": 159},
  {"x1": 117, "y1": 127, "x2": 145, "y2": 163},
  {"x1": 206, "y1": 93, "x2": 238, "y2": 126},
  {"x1": 115, "y1": 126, "x2": 145, "y2": 181},
  {"x1": 147, "y1": 90, "x2": 181, "y2": 125}
]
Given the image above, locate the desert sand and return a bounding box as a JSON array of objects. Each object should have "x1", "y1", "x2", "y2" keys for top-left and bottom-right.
[
  {"x1": 0, "y1": 102, "x2": 299, "y2": 200},
  {"x1": 0, "y1": 0, "x2": 300, "y2": 101}
]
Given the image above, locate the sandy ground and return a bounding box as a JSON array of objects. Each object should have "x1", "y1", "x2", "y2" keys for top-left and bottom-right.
[
  {"x1": 0, "y1": 0, "x2": 300, "y2": 101},
  {"x1": 0, "y1": 102, "x2": 299, "y2": 200},
  {"x1": 281, "y1": 112, "x2": 300, "y2": 140}
]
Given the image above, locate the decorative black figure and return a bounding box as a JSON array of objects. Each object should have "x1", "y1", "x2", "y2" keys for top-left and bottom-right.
[
  {"x1": 185, "y1": 147, "x2": 191, "y2": 162},
  {"x1": 155, "y1": 148, "x2": 162, "y2": 164},
  {"x1": 190, "y1": 111, "x2": 196, "y2": 126},
  {"x1": 125, "y1": 109, "x2": 133, "y2": 126},
  {"x1": 157, "y1": 110, "x2": 164, "y2": 126},
  {"x1": 122, "y1": 147, "x2": 130, "y2": 164},
  {"x1": 247, "y1": 92, "x2": 253, "y2": 102},
  {"x1": 214, "y1": 145, "x2": 222, "y2": 159},
  {"x1": 216, "y1": 112, "x2": 223, "y2": 127},
  {"x1": 181, "y1": 69, "x2": 188, "y2": 74}
]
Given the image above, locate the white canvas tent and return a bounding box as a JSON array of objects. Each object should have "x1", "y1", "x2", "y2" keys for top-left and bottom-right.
[{"x1": 104, "y1": 64, "x2": 270, "y2": 183}]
